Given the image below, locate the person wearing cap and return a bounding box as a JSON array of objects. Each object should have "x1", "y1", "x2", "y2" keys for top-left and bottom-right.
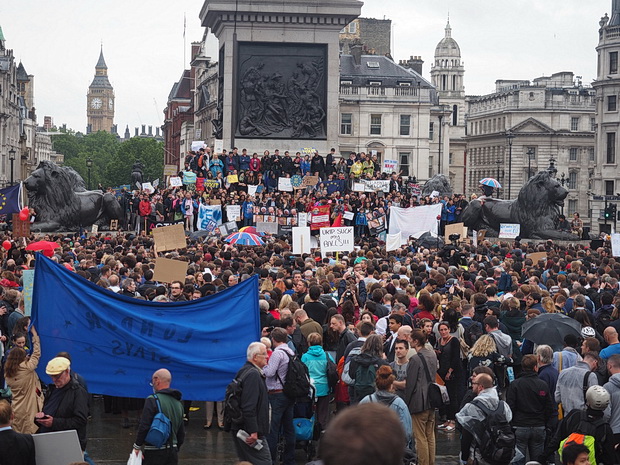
[
  {"x1": 35, "y1": 356, "x2": 89, "y2": 452},
  {"x1": 540, "y1": 385, "x2": 615, "y2": 465}
]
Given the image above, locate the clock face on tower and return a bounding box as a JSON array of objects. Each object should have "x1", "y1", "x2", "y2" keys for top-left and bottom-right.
[
  {"x1": 91, "y1": 98, "x2": 102, "y2": 109},
  {"x1": 109, "y1": 99, "x2": 113, "y2": 109}
]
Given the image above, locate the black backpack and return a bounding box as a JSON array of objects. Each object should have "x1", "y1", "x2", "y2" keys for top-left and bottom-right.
[
  {"x1": 222, "y1": 367, "x2": 252, "y2": 432},
  {"x1": 279, "y1": 352, "x2": 311, "y2": 400},
  {"x1": 471, "y1": 399, "x2": 516, "y2": 465},
  {"x1": 463, "y1": 321, "x2": 483, "y2": 348}
]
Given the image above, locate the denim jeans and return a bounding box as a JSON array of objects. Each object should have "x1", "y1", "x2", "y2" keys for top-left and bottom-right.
[
  {"x1": 266, "y1": 392, "x2": 296, "y2": 465},
  {"x1": 514, "y1": 425, "x2": 546, "y2": 465}
]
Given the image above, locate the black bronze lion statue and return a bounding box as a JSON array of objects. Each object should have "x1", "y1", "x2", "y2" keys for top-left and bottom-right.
[
  {"x1": 421, "y1": 174, "x2": 453, "y2": 198},
  {"x1": 24, "y1": 161, "x2": 123, "y2": 232},
  {"x1": 460, "y1": 170, "x2": 580, "y2": 240}
]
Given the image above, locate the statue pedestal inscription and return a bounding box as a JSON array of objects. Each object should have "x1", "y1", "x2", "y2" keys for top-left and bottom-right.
[{"x1": 200, "y1": 0, "x2": 362, "y2": 154}]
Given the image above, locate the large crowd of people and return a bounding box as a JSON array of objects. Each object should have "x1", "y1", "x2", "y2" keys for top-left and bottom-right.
[{"x1": 2, "y1": 147, "x2": 620, "y2": 465}]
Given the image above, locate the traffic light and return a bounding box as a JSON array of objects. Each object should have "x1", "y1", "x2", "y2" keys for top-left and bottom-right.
[{"x1": 605, "y1": 203, "x2": 618, "y2": 220}]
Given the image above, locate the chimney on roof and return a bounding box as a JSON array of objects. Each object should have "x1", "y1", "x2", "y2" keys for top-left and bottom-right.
[
  {"x1": 148, "y1": 125, "x2": 153, "y2": 136},
  {"x1": 350, "y1": 42, "x2": 362, "y2": 66},
  {"x1": 141, "y1": 125, "x2": 146, "y2": 136},
  {"x1": 399, "y1": 56, "x2": 424, "y2": 76},
  {"x1": 156, "y1": 127, "x2": 160, "y2": 137},
  {"x1": 135, "y1": 127, "x2": 139, "y2": 137},
  {"x1": 124, "y1": 125, "x2": 130, "y2": 139}
]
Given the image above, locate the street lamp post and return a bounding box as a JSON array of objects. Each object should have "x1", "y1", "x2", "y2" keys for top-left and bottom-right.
[
  {"x1": 8, "y1": 149, "x2": 15, "y2": 186},
  {"x1": 496, "y1": 158, "x2": 501, "y2": 198},
  {"x1": 559, "y1": 172, "x2": 566, "y2": 215},
  {"x1": 86, "y1": 157, "x2": 93, "y2": 190},
  {"x1": 527, "y1": 148, "x2": 535, "y2": 179},
  {"x1": 505, "y1": 130, "x2": 515, "y2": 199}
]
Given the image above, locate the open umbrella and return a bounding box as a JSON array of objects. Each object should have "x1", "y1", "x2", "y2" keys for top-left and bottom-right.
[
  {"x1": 415, "y1": 231, "x2": 444, "y2": 250},
  {"x1": 521, "y1": 313, "x2": 582, "y2": 351},
  {"x1": 479, "y1": 177, "x2": 502, "y2": 189},
  {"x1": 25, "y1": 241, "x2": 60, "y2": 253},
  {"x1": 224, "y1": 232, "x2": 265, "y2": 246}
]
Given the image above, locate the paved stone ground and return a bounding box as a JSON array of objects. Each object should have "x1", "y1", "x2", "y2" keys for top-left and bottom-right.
[{"x1": 86, "y1": 397, "x2": 461, "y2": 464}]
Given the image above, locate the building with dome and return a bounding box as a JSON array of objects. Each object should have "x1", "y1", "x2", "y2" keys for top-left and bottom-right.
[{"x1": 430, "y1": 19, "x2": 466, "y2": 194}]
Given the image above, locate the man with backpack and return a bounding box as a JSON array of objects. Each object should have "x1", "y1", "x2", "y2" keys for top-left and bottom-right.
[
  {"x1": 133, "y1": 368, "x2": 185, "y2": 465},
  {"x1": 540, "y1": 385, "x2": 615, "y2": 465},
  {"x1": 456, "y1": 373, "x2": 517, "y2": 465},
  {"x1": 262, "y1": 327, "x2": 298, "y2": 465}
]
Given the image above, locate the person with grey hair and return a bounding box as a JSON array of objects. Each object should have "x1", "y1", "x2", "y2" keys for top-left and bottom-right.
[
  {"x1": 536, "y1": 345, "x2": 559, "y2": 395},
  {"x1": 230, "y1": 342, "x2": 271, "y2": 465},
  {"x1": 260, "y1": 299, "x2": 275, "y2": 332},
  {"x1": 118, "y1": 278, "x2": 139, "y2": 298}
]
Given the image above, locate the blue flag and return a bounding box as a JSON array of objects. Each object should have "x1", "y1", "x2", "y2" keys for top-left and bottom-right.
[
  {"x1": 31, "y1": 256, "x2": 260, "y2": 400},
  {"x1": 0, "y1": 184, "x2": 22, "y2": 215}
]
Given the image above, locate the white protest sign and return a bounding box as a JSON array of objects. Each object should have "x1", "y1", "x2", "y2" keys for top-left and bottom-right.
[
  {"x1": 257, "y1": 221, "x2": 279, "y2": 234},
  {"x1": 34, "y1": 430, "x2": 83, "y2": 465},
  {"x1": 319, "y1": 227, "x2": 354, "y2": 253},
  {"x1": 169, "y1": 176, "x2": 182, "y2": 187},
  {"x1": 499, "y1": 223, "x2": 521, "y2": 239},
  {"x1": 278, "y1": 177, "x2": 293, "y2": 192},
  {"x1": 382, "y1": 159, "x2": 398, "y2": 173},
  {"x1": 343, "y1": 211, "x2": 355, "y2": 221},
  {"x1": 388, "y1": 204, "x2": 442, "y2": 244},
  {"x1": 214, "y1": 139, "x2": 223, "y2": 154},
  {"x1": 298, "y1": 212, "x2": 308, "y2": 228},
  {"x1": 191, "y1": 140, "x2": 205, "y2": 152},
  {"x1": 353, "y1": 183, "x2": 366, "y2": 192},
  {"x1": 386, "y1": 233, "x2": 402, "y2": 252},
  {"x1": 142, "y1": 182, "x2": 154, "y2": 193},
  {"x1": 248, "y1": 185, "x2": 258, "y2": 197},
  {"x1": 612, "y1": 233, "x2": 620, "y2": 257},
  {"x1": 153, "y1": 178, "x2": 160, "y2": 188},
  {"x1": 227, "y1": 205, "x2": 241, "y2": 222},
  {"x1": 293, "y1": 227, "x2": 311, "y2": 255},
  {"x1": 362, "y1": 179, "x2": 390, "y2": 193},
  {"x1": 473, "y1": 230, "x2": 478, "y2": 248}
]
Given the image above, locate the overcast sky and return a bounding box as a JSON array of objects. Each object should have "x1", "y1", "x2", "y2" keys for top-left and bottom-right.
[{"x1": 0, "y1": 0, "x2": 611, "y2": 133}]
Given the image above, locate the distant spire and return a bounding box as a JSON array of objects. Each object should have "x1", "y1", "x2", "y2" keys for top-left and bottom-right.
[
  {"x1": 0, "y1": 25, "x2": 5, "y2": 50},
  {"x1": 96, "y1": 44, "x2": 107, "y2": 68},
  {"x1": 445, "y1": 16, "x2": 452, "y2": 38}
]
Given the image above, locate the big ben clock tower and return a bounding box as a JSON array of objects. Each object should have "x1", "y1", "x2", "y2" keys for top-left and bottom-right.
[{"x1": 86, "y1": 47, "x2": 114, "y2": 133}]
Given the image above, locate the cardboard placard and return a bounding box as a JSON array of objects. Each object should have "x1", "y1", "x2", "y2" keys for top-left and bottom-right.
[
  {"x1": 292, "y1": 226, "x2": 311, "y2": 255},
  {"x1": 278, "y1": 177, "x2": 293, "y2": 192},
  {"x1": 169, "y1": 176, "x2": 183, "y2": 187},
  {"x1": 343, "y1": 211, "x2": 355, "y2": 221},
  {"x1": 528, "y1": 251, "x2": 548, "y2": 263},
  {"x1": 12, "y1": 214, "x2": 30, "y2": 237},
  {"x1": 110, "y1": 219, "x2": 118, "y2": 230},
  {"x1": 445, "y1": 222, "x2": 467, "y2": 243},
  {"x1": 226, "y1": 205, "x2": 241, "y2": 221},
  {"x1": 499, "y1": 223, "x2": 520, "y2": 239},
  {"x1": 382, "y1": 159, "x2": 398, "y2": 173},
  {"x1": 33, "y1": 430, "x2": 83, "y2": 465},
  {"x1": 153, "y1": 257, "x2": 188, "y2": 284},
  {"x1": 214, "y1": 139, "x2": 223, "y2": 154},
  {"x1": 22, "y1": 269, "x2": 34, "y2": 316},
  {"x1": 91, "y1": 224, "x2": 99, "y2": 234},
  {"x1": 302, "y1": 175, "x2": 319, "y2": 187},
  {"x1": 298, "y1": 212, "x2": 308, "y2": 228},
  {"x1": 152, "y1": 223, "x2": 187, "y2": 253},
  {"x1": 164, "y1": 164, "x2": 178, "y2": 176},
  {"x1": 227, "y1": 174, "x2": 239, "y2": 184}
]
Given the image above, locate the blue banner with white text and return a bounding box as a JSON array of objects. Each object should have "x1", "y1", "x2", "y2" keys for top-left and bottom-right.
[{"x1": 31, "y1": 256, "x2": 259, "y2": 401}]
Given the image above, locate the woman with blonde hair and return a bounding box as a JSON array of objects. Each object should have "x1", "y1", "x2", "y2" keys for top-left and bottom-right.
[
  {"x1": 466, "y1": 334, "x2": 505, "y2": 378},
  {"x1": 279, "y1": 294, "x2": 293, "y2": 310},
  {"x1": 260, "y1": 278, "x2": 273, "y2": 293},
  {"x1": 4, "y1": 325, "x2": 42, "y2": 434},
  {"x1": 541, "y1": 296, "x2": 556, "y2": 314}
]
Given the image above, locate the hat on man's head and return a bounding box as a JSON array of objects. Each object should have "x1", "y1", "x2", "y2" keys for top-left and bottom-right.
[{"x1": 46, "y1": 357, "x2": 70, "y2": 375}]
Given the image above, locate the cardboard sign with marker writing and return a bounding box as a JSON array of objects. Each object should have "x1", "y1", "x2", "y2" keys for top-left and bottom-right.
[
  {"x1": 152, "y1": 223, "x2": 187, "y2": 253},
  {"x1": 153, "y1": 258, "x2": 188, "y2": 284},
  {"x1": 528, "y1": 252, "x2": 547, "y2": 263},
  {"x1": 445, "y1": 222, "x2": 467, "y2": 243},
  {"x1": 12, "y1": 214, "x2": 30, "y2": 238},
  {"x1": 302, "y1": 175, "x2": 319, "y2": 187}
]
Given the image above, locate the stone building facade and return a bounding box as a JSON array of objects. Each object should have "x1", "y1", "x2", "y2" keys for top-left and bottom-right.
[
  {"x1": 339, "y1": 17, "x2": 391, "y2": 56},
  {"x1": 465, "y1": 72, "x2": 595, "y2": 229}
]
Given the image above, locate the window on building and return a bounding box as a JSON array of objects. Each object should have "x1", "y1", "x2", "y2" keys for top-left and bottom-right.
[
  {"x1": 568, "y1": 171, "x2": 577, "y2": 189},
  {"x1": 452, "y1": 105, "x2": 458, "y2": 126},
  {"x1": 609, "y1": 95, "x2": 617, "y2": 112},
  {"x1": 568, "y1": 199, "x2": 578, "y2": 215},
  {"x1": 569, "y1": 148, "x2": 578, "y2": 161},
  {"x1": 611, "y1": 51, "x2": 619, "y2": 74},
  {"x1": 589, "y1": 147, "x2": 595, "y2": 161},
  {"x1": 400, "y1": 115, "x2": 411, "y2": 136},
  {"x1": 449, "y1": 152, "x2": 454, "y2": 165},
  {"x1": 591, "y1": 118, "x2": 596, "y2": 132},
  {"x1": 571, "y1": 117, "x2": 579, "y2": 131},
  {"x1": 606, "y1": 180, "x2": 615, "y2": 196},
  {"x1": 340, "y1": 113, "x2": 352, "y2": 135},
  {"x1": 607, "y1": 132, "x2": 616, "y2": 163},
  {"x1": 348, "y1": 22, "x2": 357, "y2": 33},
  {"x1": 429, "y1": 122, "x2": 434, "y2": 140},
  {"x1": 399, "y1": 152, "x2": 410, "y2": 176},
  {"x1": 370, "y1": 114, "x2": 382, "y2": 135},
  {"x1": 442, "y1": 75, "x2": 447, "y2": 91}
]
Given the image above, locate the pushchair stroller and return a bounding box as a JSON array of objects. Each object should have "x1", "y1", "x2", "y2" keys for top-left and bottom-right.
[{"x1": 292, "y1": 385, "x2": 319, "y2": 461}]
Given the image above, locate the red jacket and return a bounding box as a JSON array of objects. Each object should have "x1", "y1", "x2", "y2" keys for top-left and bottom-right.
[
  {"x1": 249, "y1": 157, "x2": 261, "y2": 172},
  {"x1": 139, "y1": 200, "x2": 152, "y2": 217}
]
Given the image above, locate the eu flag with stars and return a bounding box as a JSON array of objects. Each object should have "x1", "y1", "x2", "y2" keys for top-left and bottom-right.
[{"x1": 0, "y1": 184, "x2": 22, "y2": 215}]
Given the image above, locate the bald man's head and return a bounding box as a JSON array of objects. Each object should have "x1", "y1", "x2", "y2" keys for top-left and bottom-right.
[
  {"x1": 604, "y1": 327, "x2": 619, "y2": 344},
  {"x1": 152, "y1": 368, "x2": 172, "y2": 390}
]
